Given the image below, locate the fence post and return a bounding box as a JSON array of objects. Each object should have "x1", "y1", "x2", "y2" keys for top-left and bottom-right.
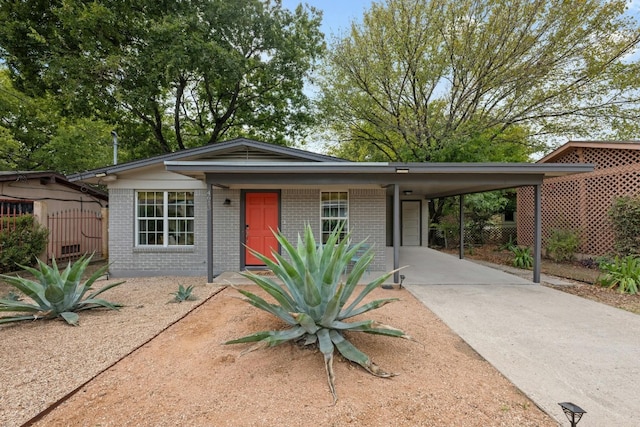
[
  {"x1": 101, "y1": 207, "x2": 109, "y2": 260},
  {"x1": 32, "y1": 201, "x2": 48, "y2": 263}
]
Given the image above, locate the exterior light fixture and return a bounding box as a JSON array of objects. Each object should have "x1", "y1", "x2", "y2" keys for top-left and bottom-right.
[
  {"x1": 395, "y1": 167, "x2": 409, "y2": 174},
  {"x1": 558, "y1": 402, "x2": 586, "y2": 427},
  {"x1": 223, "y1": 198, "x2": 231, "y2": 206},
  {"x1": 403, "y1": 190, "x2": 413, "y2": 195}
]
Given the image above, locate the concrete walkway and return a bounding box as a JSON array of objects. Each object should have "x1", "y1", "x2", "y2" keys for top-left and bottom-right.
[{"x1": 396, "y1": 247, "x2": 640, "y2": 427}]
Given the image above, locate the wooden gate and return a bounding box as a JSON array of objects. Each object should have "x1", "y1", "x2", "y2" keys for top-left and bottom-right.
[{"x1": 47, "y1": 209, "x2": 103, "y2": 261}]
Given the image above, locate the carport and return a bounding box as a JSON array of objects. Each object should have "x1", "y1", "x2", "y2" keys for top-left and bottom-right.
[{"x1": 166, "y1": 160, "x2": 592, "y2": 283}]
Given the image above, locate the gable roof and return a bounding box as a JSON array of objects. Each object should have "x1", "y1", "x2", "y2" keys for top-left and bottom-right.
[
  {"x1": 538, "y1": 140, "x2": 640, "y2": 163},
  {"x1": 67, "y1": 138, "x2": 346, "y2": 182},
  {"x1": 0, "y1": 171, "x2": 108, "y2": 200}
]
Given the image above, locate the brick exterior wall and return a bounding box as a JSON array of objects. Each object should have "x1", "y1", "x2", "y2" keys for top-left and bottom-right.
[
  {"x1": 108, "y1": 188, "x2": 208, "y2": 277},
  {"x1": 212, "y1": 188, "x2": 241, "y2": 273},
  {"x1": 349, "y1": 188, "x2": 387, "y2": 271},
  {"x1": 109, "y1": 186, "x2": 387, "y2": 277}
]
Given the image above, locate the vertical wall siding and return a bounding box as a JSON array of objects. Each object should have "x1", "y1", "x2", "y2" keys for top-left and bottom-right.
[{"x1": 108, "y1": 188, "x2": 208, "y2": 277}]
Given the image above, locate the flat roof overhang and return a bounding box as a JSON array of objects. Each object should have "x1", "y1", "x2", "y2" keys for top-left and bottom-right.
[{"x1": 164, "y1": 161, "x2": 594, "y2": 198}]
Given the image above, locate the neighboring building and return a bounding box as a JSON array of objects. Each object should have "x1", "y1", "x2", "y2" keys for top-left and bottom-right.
[
  {"x1": 0, "y1": 171, "x2": 108, "y2": 260},
  {"x1": 517, "y1": 141, "x2": 640, "y2": 256},
  {"x1": 68, "y1": 138, "x2": 590, "y2": 282}
]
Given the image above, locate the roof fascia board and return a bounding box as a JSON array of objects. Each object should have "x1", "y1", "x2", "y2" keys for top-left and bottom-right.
[
  {"x1": 168, "y1": 161, "x2": 593, "y2": 176},
  {"x1": 67, "y1": 138, "x2": 346, "y2": 182},
  {"x1": 205, "y1": 172, "x2": 545, "y2": 186},
  {"x1": 1, "y1": 171, "x2": 108, "y2": 200}
]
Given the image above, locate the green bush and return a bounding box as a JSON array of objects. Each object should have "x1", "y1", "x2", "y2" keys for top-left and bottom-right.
[
  {"x1": 609, "y1": 196, "x2": 640, "y2": 256},
  {"x1": 545, "y1": 228, "x2": 580, "y2": 262},
  {"x1": 597, "y1": 256, "x2": 640, "y2": 295},
  {"x1": 0, "y1": 215, "x2": 49, "y2": 274}
]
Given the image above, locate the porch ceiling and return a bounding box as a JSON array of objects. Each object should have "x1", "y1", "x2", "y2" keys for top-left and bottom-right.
[{"x1": 164, "y1": 161, "x2": 593, "y2": 198}]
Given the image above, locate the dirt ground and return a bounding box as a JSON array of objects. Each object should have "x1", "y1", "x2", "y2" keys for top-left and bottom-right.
[{"x1": 3, "y1": 279, "x2": 556, "y2": 427}]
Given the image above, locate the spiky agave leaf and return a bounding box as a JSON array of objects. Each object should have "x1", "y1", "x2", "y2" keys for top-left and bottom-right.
[
  {"x1": 225, "y1": 224, "x2": 411, "y2": 403},
  {"x1": 0, "y1": 253, "x2": 124, "y2": 325}
]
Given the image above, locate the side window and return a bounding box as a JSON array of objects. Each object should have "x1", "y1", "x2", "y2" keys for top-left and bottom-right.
[{"x1": 320, "y1": 191, "x2": 348, "y2": 244}]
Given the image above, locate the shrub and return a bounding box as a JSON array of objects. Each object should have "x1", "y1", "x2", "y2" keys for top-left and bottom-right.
[
  {"x1": 225, "y1": 225, "x2": 412, "y2": 404},
  {"x1": 608, "y1": 196, "x2": 640, "y2": 256},
  {"x1": 511, "y1": 246, "x2": 533, "y2": 269},
  {"x1": 0, "y1": 254, "x2": 125, "y2": 325},
  {"x1": 597, "y1": 256, "x2": 640, "y2": 295},
  {"x1": 545, "y1": 228, "x2": 580, "y2": 263},
  {"x1": 0, "y1": 215, "x2": 49, "y2": 274}
]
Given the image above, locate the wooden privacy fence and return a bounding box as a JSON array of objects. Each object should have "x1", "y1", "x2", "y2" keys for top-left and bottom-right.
[{"x1": 47, "y1": 209, "x2": 104, "y2": 261}]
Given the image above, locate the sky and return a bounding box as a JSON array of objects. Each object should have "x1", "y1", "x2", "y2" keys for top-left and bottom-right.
[
  {"x1": 283, "y1": 0, "x2": 640, "y2": 38},
  {"x1": 281, "y1": 0, "x2": 373, "y2": 38}
]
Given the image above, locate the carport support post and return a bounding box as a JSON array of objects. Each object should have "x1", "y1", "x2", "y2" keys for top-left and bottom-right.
[
  {"x1": 459, "y1": 195, "x2": 465, "y2": 259},
  {"x1": 207, "y1": 187, "x2": 213, "y2": 283},
  {"x1": 533, "y1": 184, "x2": 542, "y2": 283},
  {"x1": 393, "y1": 184, "x2": 400, "y2": 284}
]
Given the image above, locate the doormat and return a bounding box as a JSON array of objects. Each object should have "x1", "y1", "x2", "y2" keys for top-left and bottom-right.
[{"x1": 245, "y1": 270, "x2": 275, "y2": 276}]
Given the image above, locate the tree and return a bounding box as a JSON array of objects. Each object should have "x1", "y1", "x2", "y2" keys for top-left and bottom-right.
[
  {"x1": 0, "y1": 68, "x2": 113, "y2": 173},
  {"x1": 319, "y1": 0, "x2": 640, "y2": 162},
  {"x1": 0, "y1": 0, "x2": 325, "y2": 157}
]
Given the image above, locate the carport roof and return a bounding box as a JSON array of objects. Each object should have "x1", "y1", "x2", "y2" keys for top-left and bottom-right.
[{"x1": 164, "y1": 160, "x2": 593, "y2": 198}]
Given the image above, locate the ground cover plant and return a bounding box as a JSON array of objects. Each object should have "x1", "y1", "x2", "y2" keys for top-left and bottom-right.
[
  {"x1": 598, "y1": 256, "x2": 640, "y2": 295},
  {"x1": 0, "y1": 254, "x2": 124, "y2": 325},
  {"x1": 510, "y1": 246, "x2": 533, "y2": 269},
  {"x1": 225, "y1": 225, "x2": 412, "y2": 403}
]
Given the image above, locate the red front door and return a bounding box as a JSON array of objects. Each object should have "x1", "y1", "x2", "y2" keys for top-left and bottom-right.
[{"x1": 245, "y1": 192, "x2": 279, "y2": 266}]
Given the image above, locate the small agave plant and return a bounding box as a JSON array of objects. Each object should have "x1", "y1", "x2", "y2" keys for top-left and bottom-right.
[
  {"x1": 225, "y1": 224, "x2": 411, "y2": 403},
  {"x1": 170, "y1": 284, "x2": 197, "y2": 302},
  {"x1": 0, "y1": 254, "x2": 124, "y2": 326}
]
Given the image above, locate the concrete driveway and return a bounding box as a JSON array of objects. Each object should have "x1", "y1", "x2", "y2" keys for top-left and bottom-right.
[{"x1": 391, "y1": 247, "x2": 640, "y2": 427}]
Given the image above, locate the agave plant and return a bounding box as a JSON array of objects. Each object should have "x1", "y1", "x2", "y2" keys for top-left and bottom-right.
[
  {"x1": 169, "y1": 284, "x2": 197, "y2": 302},
  {"x1": 225, "y1": 225, "x2": 411, "y2": 403},
  {"x1": 0, "y1": 254, "x2": 124, "y2": 326}
]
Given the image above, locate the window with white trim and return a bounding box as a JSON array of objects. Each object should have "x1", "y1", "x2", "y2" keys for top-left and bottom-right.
[
  {"x1": 136, "y1": 191, "x2": 194, "y2": 246},
  {"x1": 320, "y1": 191, "x2": 348, "y2": 244}
]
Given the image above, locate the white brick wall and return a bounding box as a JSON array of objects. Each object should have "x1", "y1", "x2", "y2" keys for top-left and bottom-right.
[
  {"x1": 109, "y1": 186, "x2": 387, "y2": 276},
  {"x1": 108, "y1": 188, "x2": 208, "y2": 277}
]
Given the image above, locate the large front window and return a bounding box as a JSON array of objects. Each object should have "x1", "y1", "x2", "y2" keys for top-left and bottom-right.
[
  {"x1": 137, "y1": 191, "x2": 194, "y2": 246},
  {"x1": 320, "y1": 191, "x2": 348, "y2": 243}
]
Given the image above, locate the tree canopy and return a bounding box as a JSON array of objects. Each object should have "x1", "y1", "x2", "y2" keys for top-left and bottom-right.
[
  {"x1": 319, "y1": 0, "x2": 640, "y2": 162},
  {"x1": 0, "y1": 0, "x2": 325, "y2": 169}
]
